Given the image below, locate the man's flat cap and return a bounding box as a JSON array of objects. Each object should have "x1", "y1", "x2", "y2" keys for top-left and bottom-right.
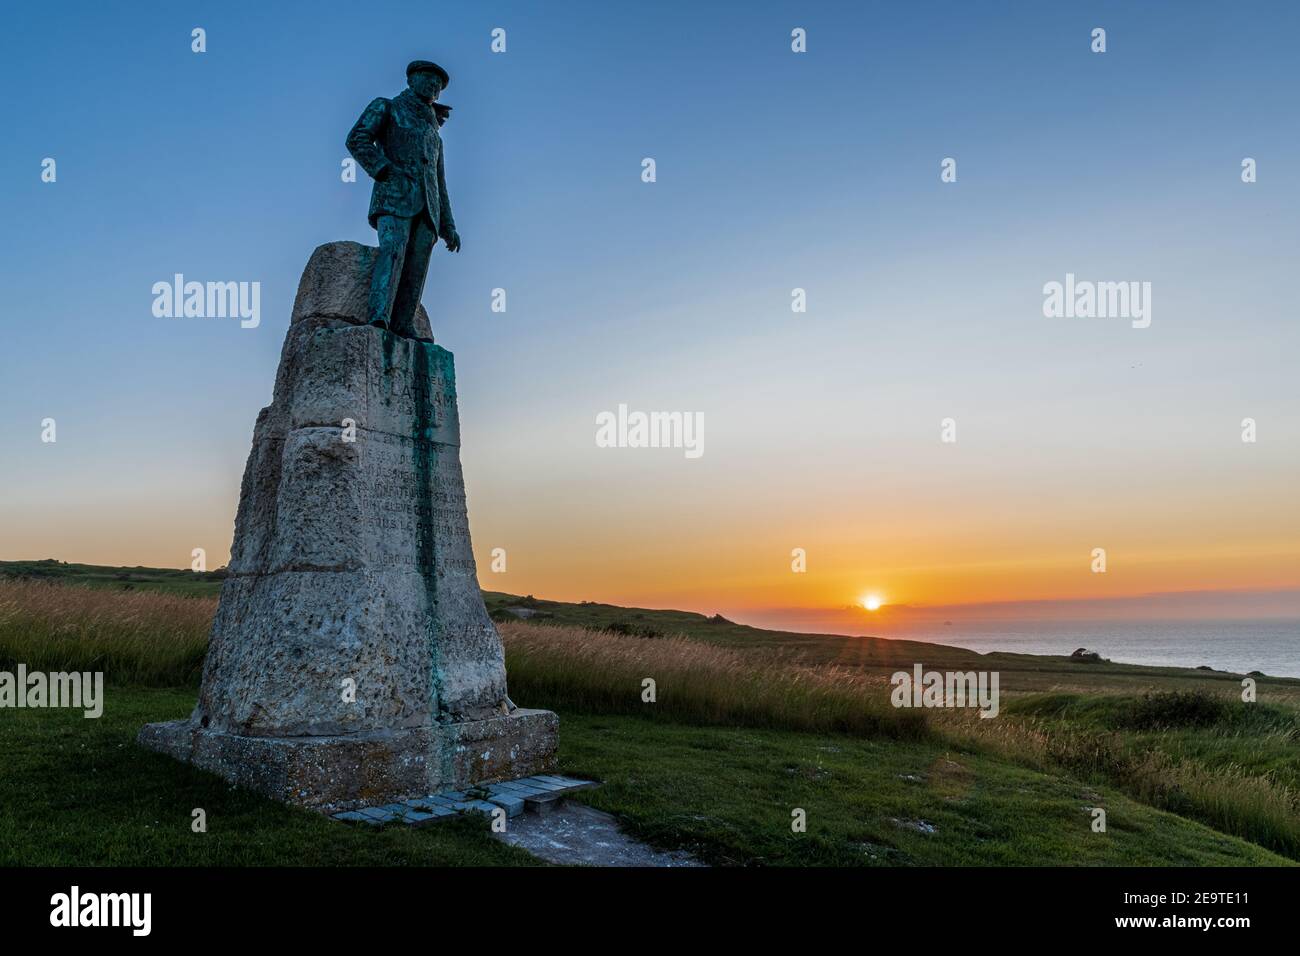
[{"x1": 406, "y1": 60, "x2": 450, "y2": 88}]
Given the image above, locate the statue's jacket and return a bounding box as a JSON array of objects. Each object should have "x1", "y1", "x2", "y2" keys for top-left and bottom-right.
[{"x1": 346, "y1": 88, "x2": 456, "y2": 238}]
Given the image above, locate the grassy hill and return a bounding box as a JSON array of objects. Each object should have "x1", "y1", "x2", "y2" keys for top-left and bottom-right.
[
  {"x1": 0, "y1": 558, "x2": 227, "y2": 599},
  {"x1": 6, "y1": 559, "x2": 1293, "y2": 701},
  {"x1": 2, "y1": 560, "x2": 1297, "y2": 866},
  {"x1": 481, "y1": 590, "x2": 1300, "y2": 703}
]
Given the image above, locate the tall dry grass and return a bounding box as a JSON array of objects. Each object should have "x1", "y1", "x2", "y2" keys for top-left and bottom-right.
[
  {"x1": 500, "y1": 621, "x2": 929, "y2": 740},
  {"x1": 0, "y1": 579, "x2": 214, "y2": 686},
  {"x1": 2, "y1": 579, "x2": 1294, "y2": 857},
  {"x1": 935, "y1": 709, "x2": 1300, "y2": 859},
  {"x1": 0, "y1": 582, "x2": 926, "y2": 738}
]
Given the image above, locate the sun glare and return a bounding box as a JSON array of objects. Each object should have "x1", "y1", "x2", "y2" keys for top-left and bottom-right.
[{"x1": 861, "y1": 594, "x2": 882, "y2": 612}]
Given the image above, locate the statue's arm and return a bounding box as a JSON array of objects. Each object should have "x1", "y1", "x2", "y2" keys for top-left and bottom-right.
[
  {"x1": 346, "y1": 97, "x2": 393, "y2": 181},
  {"x1": 436, "y1": 148, "x2": 456, "y2": 236}
]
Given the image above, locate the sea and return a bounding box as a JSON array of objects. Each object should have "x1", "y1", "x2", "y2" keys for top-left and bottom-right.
[{"x1": 736, "y1": 613, "x2": 1300, "y2": 678}]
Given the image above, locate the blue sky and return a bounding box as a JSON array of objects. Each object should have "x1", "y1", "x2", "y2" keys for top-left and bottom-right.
[{"x1": 2, "y1": 1, "x2": 1297, "y2": 620}]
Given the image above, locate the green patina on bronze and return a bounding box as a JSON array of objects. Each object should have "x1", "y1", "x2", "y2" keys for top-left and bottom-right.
[
  {"x1": 413, "y1": 340, "x2": 460, "y2": 784},
  {"x1": 346, "y1": 59, "x2": 462, "y2": 340},
  {"x1": 369, "y1": 321, "x2": 451, "y2": 746},
  {"x1": 412, "y1": 342, "x2": 444, "y2": 718}
]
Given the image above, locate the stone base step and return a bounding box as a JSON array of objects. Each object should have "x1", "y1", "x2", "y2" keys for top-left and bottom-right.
[{"x1": 331, "y1": 775, "x2": 598, "y2": 826}]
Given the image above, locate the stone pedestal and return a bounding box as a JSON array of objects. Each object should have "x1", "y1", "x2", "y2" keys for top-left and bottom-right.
[{"x1": 139, "y1": 241, "x2": 557, "y2": 811}]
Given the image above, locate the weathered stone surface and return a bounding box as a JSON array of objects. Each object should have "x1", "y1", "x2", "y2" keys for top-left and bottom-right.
[
  {"x1": 497, "y1": 803, "x2": 705, "y2": 867},
  {"x1": 287, "y1": 329, "x2": 459, "y2": 442},
  {"x1": 486, "y1": 792, "x2": 526, "y2": 818},
  {"x1": 139, "y1": 241, "x2": 556, "y2": 809},
  {"x1": 328, "y1": 770, "x2": 595, "y2": 826},
  {"x1": 290, "y1": 240, "x2": 434, "y2": 340},
  {"x1": 138, "y1": 709, "x2": 557, "y2": 812}
]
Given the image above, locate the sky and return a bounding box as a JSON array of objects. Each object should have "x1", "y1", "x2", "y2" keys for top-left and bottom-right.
[{"x1": 2, "y1": 1, "x2": 1298, "y2": 632}]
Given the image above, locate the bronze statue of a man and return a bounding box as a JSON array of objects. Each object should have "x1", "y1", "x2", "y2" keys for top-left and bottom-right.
[{"x1": 346, "y1": 60, "x2": 461, "y2": 341}]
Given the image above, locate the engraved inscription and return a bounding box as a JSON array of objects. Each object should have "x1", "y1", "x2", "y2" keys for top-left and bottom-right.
[{"x1": 361, "y1": 445, "x2": 476, "y2": 573}]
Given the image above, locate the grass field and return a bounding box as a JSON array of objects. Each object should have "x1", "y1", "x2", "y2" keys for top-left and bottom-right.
[
  {"x1": 1, "y1": 562, "x2": 1297, "y2": 866},
  {"x1": 2, "y1": 687, "x2": 1287, "y2": 867}
]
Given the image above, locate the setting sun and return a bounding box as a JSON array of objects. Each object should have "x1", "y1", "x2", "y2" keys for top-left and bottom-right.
[{"x1": 861, "y1": 594, "x2": 882, "y2": 612}]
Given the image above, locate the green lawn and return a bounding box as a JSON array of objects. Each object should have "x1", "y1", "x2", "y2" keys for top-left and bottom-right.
[
  {"x1": 1, "y1": 688, "x2": 1288, "y2": 867},
  {"x1": 1, "y1": 688, "x2": 538, "y2": 867},
  {"x1": 561, "y1": 714, "x2": 1289, "y2": 867}
]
